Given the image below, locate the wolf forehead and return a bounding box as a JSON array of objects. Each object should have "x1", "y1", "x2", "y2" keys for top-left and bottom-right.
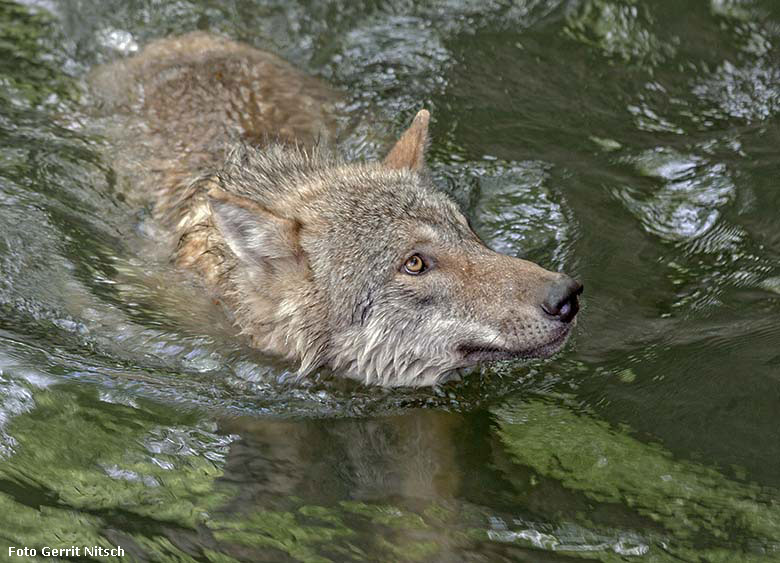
[{"x1": 213, "y1": 143, "x2": 472, "y2": 249}]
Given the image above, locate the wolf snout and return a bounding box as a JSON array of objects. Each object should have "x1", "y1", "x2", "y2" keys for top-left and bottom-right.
[{"x1": 541, "y1": 275, "x2": 583, "y2": 323}]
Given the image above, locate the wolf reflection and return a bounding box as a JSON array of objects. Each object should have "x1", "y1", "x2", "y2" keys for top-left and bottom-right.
[{"x1": 220, "y1": 410, "x2": 466, "y2": 505}]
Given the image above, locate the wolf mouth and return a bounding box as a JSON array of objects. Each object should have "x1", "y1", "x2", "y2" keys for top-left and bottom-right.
[{"x1": 457, "y1": 326, "x2": 572, "y2": 363}]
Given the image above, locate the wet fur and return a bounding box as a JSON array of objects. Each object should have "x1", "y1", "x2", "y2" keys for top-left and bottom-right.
[{"x1": 91, "y1": 32, "x2": 575, "y2": 387}]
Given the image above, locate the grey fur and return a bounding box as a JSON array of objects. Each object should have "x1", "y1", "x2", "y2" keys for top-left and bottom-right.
[{"x1": 90, "y1": 32, "x2": 581, "y2": 387}]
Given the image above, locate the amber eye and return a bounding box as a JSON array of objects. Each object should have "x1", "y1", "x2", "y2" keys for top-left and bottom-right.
[{"x1": 403, "y1": 254, "x2": 426, "y2": 275}]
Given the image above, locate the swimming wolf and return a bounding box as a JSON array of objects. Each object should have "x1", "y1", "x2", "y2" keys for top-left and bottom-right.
[{"x1": 90, "y1": 32, "x2": 582, "y2": 387}]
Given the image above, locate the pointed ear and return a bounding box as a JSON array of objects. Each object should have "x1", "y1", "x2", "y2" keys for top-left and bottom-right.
[
  {"x1": 384, "y1": 109, "x2": 430, "y2": 171},
  {"x1": 207, "y1": 188, "x2": 302, "y2": 265}
]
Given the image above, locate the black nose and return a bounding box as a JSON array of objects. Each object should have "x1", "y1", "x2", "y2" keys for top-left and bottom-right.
[{"x1": 541, "y1": 276, "x2": 583, "y2": 323}]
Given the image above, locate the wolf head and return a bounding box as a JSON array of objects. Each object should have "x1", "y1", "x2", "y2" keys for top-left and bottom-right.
[{"x1": 206, "y1": 110, "x2": 582, "y2": 387}]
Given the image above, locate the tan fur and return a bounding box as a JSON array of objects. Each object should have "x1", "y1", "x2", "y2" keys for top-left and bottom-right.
[
  {"x1": 384, "y1": 109, "x2": 430, "y2": 171},
  {"x1": 90, "y1": 32, "x2": 581, "y2": 387}
]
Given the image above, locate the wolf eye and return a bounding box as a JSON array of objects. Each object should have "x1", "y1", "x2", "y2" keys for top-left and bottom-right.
[{"x1": 403, "y1": 254, "x2": 426, "y2": 275}]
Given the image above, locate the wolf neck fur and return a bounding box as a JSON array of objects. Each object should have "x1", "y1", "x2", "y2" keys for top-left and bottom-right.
[{"x1": 167, "y1": 143, "x2": 335, "y2": 376}]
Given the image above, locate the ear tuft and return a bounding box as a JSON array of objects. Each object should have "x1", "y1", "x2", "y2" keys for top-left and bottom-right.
[
  {"x1": 384, "y1": 109, "x2": 430, "y2": 171},
  {"x1": 207, "y1": 188, "x2": 301, "y2": 266}
]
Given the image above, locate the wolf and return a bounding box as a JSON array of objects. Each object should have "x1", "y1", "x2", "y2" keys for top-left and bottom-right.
[{"x1": 90, "y1": 32, "x2": 582, "y2": 387}]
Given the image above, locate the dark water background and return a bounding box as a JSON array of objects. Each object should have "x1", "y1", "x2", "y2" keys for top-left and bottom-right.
[{"x1": 1, "y1": 0, "x2": 779, "y2": 561}]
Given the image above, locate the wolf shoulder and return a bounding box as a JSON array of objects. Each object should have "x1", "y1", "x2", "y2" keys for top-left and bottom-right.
[{"x1": 87, "y1": 31, "x2": 339, "y2": 149}]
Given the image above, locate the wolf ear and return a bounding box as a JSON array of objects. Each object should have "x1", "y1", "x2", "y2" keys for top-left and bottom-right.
[
  {"x1": 207, "y1": 188, "x2": 301, "y2": 266},
  {"x1": 384, "y1": 109, "x2": 430, "y2": 171}
]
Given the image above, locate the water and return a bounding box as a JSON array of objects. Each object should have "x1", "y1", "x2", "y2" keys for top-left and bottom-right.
[{"x1": 1, "y1": 0, "x2": 779, "y2": 560}]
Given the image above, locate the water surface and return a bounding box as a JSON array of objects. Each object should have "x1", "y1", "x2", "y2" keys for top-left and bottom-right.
[{"x1": 1, "y1": 0, "x2": 779, "y2": 561}]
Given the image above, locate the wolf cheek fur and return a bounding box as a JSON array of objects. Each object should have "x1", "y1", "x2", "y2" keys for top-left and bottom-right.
[
  {"x1": 94, "y1": 32, "x2": 582, "y2": 387},
  {"x1": 187, "y1": 113, "x2": 581, "y2": 387}
]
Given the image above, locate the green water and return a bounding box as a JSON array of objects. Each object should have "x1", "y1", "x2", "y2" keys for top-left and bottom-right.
[{"x1": 1, "y1": 0, "x2": 779, "y2": 561}]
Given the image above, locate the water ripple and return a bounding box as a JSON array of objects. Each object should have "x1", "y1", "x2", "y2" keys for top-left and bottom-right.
[
  {"x1": 693, "y1": 59, "x2": 780, "y2": 121},
  {"x1": 615, "y1": 147, "x2": 735, "y2": 242}
]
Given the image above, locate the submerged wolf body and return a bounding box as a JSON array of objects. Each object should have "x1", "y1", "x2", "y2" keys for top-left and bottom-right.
[{"x1": 91, "y1": 32, "x2": 582, "y2": 387}]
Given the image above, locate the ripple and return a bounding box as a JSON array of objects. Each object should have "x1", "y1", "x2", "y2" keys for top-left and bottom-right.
[
  {"x1": 487, "y1": 516, "x2": 650, "y2": 556},
  {"x1": 435, "y1": 159, "x2": 574, "y2": 269},
  {"x1": 564, "y1": 0, "x2": 675, "y2": 65},
  {"x1": 615, "y1": 147, "x2": 735, "y2": 242},
  {"x1": 95, "y1": 28, "x2": 138, "y2": 55},
  {"x1": 327, "y1": 15, "x2": 450, "y2": 116},
  {"x1": 760, "y1": 276, "x2": 780, "y2": 295},
  {"x1": 143, "y1": 423, "x2": 237, "y2": 464},
  {"x1": 102, "y1": 463, "x2": 160, "y2": 487},
  {"x1": 710, "y1": 0, "x2": 766, "y2": 22},
  {"x1": 0, "y1": 372, "x2": 36, "y2": 458},
  {"x1": 627, "y1": 100, "x2": 685, "y2": 134},
  {"x1": 693, "y1": 59, "x2": 780, "y2": 121}
]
